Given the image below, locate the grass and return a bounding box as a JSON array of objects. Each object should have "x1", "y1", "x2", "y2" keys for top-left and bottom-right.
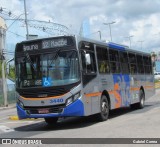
[{"x1": 155, "y1": 79, "x2": 160, "y2": 83}]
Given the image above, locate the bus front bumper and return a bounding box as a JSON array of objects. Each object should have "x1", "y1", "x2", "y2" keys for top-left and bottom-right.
[{"x1": 17, "y1": 99, "x2": 84, "y2": 119}]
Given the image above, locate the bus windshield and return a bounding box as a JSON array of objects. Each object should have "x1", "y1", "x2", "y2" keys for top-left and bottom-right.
[{"x1": 16, "y1": 50, "x2": 80, "y2": 88}]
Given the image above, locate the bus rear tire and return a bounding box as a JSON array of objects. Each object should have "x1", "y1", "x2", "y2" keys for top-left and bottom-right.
[
  {"x1": 44, "y1": 117, "x2": 58, "y2": 125},
  {"x1": 137, "y1": 89, "x2": 145, "y2": 109},
  {"x1": 131, "y1": 90, "x2": 145, "y2": 109},
  {"x1": 96, "y1": 95, "x2": 109, "y2": 121}
]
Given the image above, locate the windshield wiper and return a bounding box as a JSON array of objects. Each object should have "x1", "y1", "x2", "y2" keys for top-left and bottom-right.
[{"x1": 25, "y1": 52, "x2": 37, "y2": 72}]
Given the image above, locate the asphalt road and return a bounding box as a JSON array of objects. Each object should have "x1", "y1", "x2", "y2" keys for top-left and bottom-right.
[{"x1": 0, "y1": 89, "x2": 160, "y2": 146}]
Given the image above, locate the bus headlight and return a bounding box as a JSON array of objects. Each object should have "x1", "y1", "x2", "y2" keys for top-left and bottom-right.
[
  {"x1": 17, "y1": 99, "x2": 24, "y2": 109},
  {"x1": 66, "y1": 91, "x2": 81, "y2": 106}
]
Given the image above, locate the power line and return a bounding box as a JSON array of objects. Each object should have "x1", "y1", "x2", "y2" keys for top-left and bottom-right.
[
  {"x1": 7, "y1": 30, "x2": 25, "y2": 38},
  {"x1": 0, "y1": 7, "x2": 69, "y2": 36}
]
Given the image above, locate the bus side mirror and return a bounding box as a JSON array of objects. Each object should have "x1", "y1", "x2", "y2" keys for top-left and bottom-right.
[{"x1": 85, "y1": 53, "x2": 91, "y2": 65}]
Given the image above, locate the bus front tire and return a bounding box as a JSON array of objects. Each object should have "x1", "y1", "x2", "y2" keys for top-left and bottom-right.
[
  {"x1": 96, "y1": 95, "x2": 109, "y2": 121},
  {"x1": 44, "y1": 117, "x2": 58, "y2": 125}
]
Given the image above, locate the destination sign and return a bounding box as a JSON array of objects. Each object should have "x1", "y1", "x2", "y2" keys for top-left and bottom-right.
[
  {"x1": 20, "y1": 37, "x2": 74, "y2": 52},
  {"x1": 42, "y1": 38, "x2": 67, "y2": 49},
  {"x1": 23, "y1": 44, "x2": 39, "y2": 51}
]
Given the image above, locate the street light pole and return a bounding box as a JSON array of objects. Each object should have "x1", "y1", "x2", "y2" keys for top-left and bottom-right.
[
  {"x1": 103, "y1": 21, "x2": 116, "y2": 42},
  {"x1": 125, "y1": 35, "x2": 134, "y2": 48},
  {"x1": 138, "y1": 40, "x2": 144, "y2": 50},
  {"x1": 86, "y1": 30, "x2": 101, "y2": 40},
  {"x1": 23, "y1": 0, "x2": 29, "y2": 40},
  {"x1": 98, "y1": 30, "x2": 101, "y2": 40}
]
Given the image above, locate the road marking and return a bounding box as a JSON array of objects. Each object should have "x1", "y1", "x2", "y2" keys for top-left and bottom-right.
[
  {"x1": 0, "y1": 125, "x2": 14, "y2": 133},
  {"x1": 9, "y1": 116, "x2": 19, "y2": 120},
  {"x1": 0, "y1": 121, "x2": 33, "y2": 125},
  {"x1": 0, "y1": 120, "x2": 42, "y2": 125}
]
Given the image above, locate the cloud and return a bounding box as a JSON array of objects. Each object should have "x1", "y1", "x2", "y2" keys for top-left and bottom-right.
[{"x1": 1, "y1": 0, "x2": 160, "y2": 53}]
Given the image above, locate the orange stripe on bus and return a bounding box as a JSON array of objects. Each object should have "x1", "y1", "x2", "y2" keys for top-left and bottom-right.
[
  {"x1": 20, "y1": 92, "x2": 69, "y2": 101},
  {"x1": 85, "y1": 92, "x2": 102, "y2": 97},
  {"x1": 130, "y1": 87, "x2": 139, "y2": 91}
]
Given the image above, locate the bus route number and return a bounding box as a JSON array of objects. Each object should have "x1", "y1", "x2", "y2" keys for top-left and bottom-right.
[{"x1": 50, "y1": 99, "x2": 64, "y2": 104}]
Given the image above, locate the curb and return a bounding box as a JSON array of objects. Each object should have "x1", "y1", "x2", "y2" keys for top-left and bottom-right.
[
  {"x1": 9, "y1": 116, "x2": 40, "y2": 121},
  {"x1": 9, "y1": 116, "x2": 19, "y2": 120},
  {"x1": 0, "y1": 105, "x2": 16, "y2": 110}
]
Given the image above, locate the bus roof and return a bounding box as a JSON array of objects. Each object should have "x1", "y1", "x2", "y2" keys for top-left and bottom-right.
[
  {"x1": 16, "y1": 35, "x2": 150, "y2": 56},
  {"x1": 77, "y1": 35, "x2": 150, "y2": 56}
]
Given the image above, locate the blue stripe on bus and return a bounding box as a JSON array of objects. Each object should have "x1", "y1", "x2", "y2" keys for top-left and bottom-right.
[
  {"x1": 16, "y1": 99, "x2": 84, "y2": 119},
  {"x1": 108, "y1": 43, "x2": 126, "y2": 51}
]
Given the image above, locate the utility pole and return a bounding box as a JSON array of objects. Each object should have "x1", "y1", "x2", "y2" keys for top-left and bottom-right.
[
  {"x1": 98, "y1": 31, "x2": 101, "y2": 40},
  {"x1": 125, "y1": 35, "x2": 134, "y2": 48},
  {"x1": 138, "y1": 40, "x2": 144, "y2": 50},
  {"x1": 24, "y1": 0, "x2": 29, "y2": 40},
  {"x1": 0, "y1": 24, "x2": 8, "y2": 107}
]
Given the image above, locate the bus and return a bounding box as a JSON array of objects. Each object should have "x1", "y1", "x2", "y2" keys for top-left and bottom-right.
[{"x1": 15, "y1": 35, "x2": 155, "y2": 124}]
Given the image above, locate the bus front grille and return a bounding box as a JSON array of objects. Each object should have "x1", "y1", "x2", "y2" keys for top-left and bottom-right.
[
  {"x1": 20, "y1": 88, "x2": 67, "y2": 98},
  {"x1": 24, "y1": 104, "x2": 65, "y2": 114}
]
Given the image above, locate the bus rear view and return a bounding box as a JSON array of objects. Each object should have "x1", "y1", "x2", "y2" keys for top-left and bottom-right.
[{"x1": 15, "y1": 36, "x2": 83, "y2": 124}]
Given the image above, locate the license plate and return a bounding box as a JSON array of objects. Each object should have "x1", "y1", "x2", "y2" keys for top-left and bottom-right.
[{"x1": 38, "y1": 109, "x2": 49, "y2": 114}]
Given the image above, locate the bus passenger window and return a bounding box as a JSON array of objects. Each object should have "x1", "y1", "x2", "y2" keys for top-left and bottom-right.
[
  {"x1": 109, "y1": 49, "x2": 120, "y2": 73},
  {"x1": 96, "y1": 46, "x2": 110, "y2": 74},
  {"x1": 129, "y1": 53, "x2": 137, "y2": 74}
]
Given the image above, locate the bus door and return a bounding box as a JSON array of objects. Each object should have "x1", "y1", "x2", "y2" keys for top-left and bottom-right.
[{"x1": 80, "y1": 41, "x2": 98, "y2": 115}]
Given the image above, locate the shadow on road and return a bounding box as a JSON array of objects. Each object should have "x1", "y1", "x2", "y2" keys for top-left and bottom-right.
[{"x1": 13, "y1": 100, "x2": 160, "y2": 132}]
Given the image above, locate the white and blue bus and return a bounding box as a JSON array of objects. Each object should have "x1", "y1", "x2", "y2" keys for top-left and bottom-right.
[{"x1": 15, "y1": 35, "x2": 155, "y2": 124}]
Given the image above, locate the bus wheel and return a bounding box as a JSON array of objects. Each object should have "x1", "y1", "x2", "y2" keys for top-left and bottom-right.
[
  {"x1": 96, "y1": 95, "x2": 109, "y2": 121},
  {"x1": 137, "y1": 90, "x2": 145, "y2": 109},
  {"x1": 44, "y1": 117, "x2": 58, "y2": 125},
  {"x1": 131, "y1": 90, "x2": 145, "y2": 109}
]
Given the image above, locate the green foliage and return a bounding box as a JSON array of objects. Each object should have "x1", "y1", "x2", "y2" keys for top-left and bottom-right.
[
  {"x1": 155, "y1": 79, "x2": 160, "y2": 83},
  {"x1": 0, "y1": 61, "x2": 15, "y2": 80}
]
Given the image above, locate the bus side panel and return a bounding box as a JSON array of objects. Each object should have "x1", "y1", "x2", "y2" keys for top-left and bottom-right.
[
  {"x1": 82, "y1": 76, "x2": 101, "y2": 116},
  {"x1": 130, "y1": 74, "x2": 155, "y2": 105},
  {"x1": 144, "y1": 74, "x2": 155, "y2": 99},
  {"x1": 103, "y1": 74, "x2": 116, "y2": 109},
  {"x1": 112, "y1": 74, "x2": 131, "y2": 108},
  {"x1": 97, "y1": 74, "x2": 130, "y2": 110},
  {"x1": 130, "y1": 74, "x2": 140, "y2": 104}
]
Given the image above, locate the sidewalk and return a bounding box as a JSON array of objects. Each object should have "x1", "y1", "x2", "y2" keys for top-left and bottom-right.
[{"x1": 0, "y1": 103, "x2": 16, "y2": 110}]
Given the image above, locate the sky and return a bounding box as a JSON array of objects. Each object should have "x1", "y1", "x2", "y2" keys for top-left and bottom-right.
[{"x1": 1, "y1": 0, "x2": 160, "y2": 53}]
